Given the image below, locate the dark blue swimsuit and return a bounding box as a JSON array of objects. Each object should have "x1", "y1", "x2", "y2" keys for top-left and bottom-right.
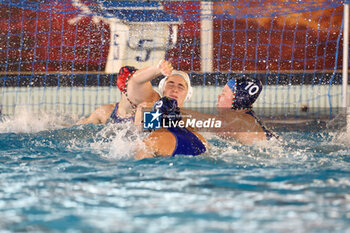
[
  {"x1": 109, "y1": 103, "x2": 134, "y2": 123},
  {"x1": 245, "y1": 110, "x2": 278, "y2": 140},
  {"x1": 167, "y1": 127, "x2": 206, "y2": 156}
]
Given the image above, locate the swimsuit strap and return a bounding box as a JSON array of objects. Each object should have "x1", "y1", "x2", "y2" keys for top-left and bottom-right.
[
  {"x1": 245, "y1": 110, "x2": 278, "y2": 140},
  {"x1": 109, "y1": 103, "x2": 135, "y2": 123}
]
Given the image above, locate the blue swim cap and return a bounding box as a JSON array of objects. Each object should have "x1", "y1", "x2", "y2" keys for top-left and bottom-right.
[
  {"x1": 226, "y1": 77, "x2": 262, "y2": 109},
  {"x1": 152, "y1": 97, "x2": 182, "y2": 123}
]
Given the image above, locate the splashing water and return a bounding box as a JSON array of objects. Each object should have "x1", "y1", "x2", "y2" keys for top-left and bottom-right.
[
  {"x1": 92, "y1": 122, "x2": 146, "y2": 160},
  {"x1": 0, "y1": 109, "x2": 350, "y2": 233},
  {"x1": 0, "y1": 106, "x2": 78, "y2": 133}
]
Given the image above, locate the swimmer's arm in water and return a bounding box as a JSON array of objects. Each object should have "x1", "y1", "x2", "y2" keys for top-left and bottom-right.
[
  {"x1": 127, "y1": 60, "x2": 173, "y2": 105},
  {"x1": 218, "y1": 131, "x2": 267, "y2": 145},
  {"x1": 184, "y1": 110, "x2": 268, "y2": 144},
  {"x1": 135, "y1": 130, "x2": 176, "y2": 159},
  {"x1": 217, "y1": 117, "x2": 267, "y2": 144},
  {"x1": 76, "y1": 104, "x2": 114, "y2": 125}
]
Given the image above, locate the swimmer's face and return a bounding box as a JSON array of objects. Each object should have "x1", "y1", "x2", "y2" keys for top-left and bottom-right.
[
  {"x1": 162, "y1": 75, "x2": 188, "y2": 107},
  {"x1": 217, "y1": 85, "x2": 233, "y2": 108}
]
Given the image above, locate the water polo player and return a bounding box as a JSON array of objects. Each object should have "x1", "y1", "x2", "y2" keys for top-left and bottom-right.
[
  {"x1": 76, "y1": 66, "x2": 137, "y2": 124},
  {"x1": 135, "y1": 97, "x2": 207, "y2": 159},
  {"x1": 216, "y1": 77, "x2": 278, "y2": 143}
]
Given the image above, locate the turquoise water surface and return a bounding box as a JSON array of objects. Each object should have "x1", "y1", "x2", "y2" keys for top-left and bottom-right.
[{"x1": 0, "y1": 110, "x2": 350, "y2": 233}]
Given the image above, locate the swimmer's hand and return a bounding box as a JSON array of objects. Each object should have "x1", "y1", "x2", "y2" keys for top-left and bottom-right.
[{"x1": 157, "y1": 60, "x2": 173, "y2": 77}]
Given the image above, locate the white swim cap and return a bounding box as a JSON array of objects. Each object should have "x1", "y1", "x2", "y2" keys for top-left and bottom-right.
[{"x1": 158, "y1": 70, "x2": 193, "y2": 102}]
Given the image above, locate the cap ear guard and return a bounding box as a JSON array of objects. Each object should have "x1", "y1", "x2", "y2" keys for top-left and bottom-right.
[
  {"x1": 158, "y1": 77, "x2": 166, "y2": 96},
  {"x1": 185, "y1": 85, "x2": 193, "y2": 102},
  {"x1": 158, "y1": 70, "x2": 193, "y2": 102}
]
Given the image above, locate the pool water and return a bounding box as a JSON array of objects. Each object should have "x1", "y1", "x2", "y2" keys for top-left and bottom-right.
[{"x1": 0, "y1": 110, "x2": 350, "y2": 233}]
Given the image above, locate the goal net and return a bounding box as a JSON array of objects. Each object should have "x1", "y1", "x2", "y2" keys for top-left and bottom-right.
[{"x1": 0, "y1": 0, "x2": 347, "y2": 118}]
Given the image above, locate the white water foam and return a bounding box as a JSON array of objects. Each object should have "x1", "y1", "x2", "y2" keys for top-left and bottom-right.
[
  {"x1": 203, "y1": 132, "x2": 287, "y2": 164},
  {"x1": 332, "y1": 113, "x2": 350, "y2": 146},
  {"x1": 95, "y1": 122, "x2": 146, "y2": 160},
  {"x1": 0, "y1": 106, "x2": 79, "y2": 133}
]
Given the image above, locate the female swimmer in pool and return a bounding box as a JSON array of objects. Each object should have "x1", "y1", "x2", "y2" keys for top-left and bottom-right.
[{"x1": 135, "y1": 97, "x2": 208, "y2": 159}]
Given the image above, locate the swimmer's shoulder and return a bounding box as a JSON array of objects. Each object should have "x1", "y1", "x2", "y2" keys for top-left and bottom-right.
[
  {"x1": 144, "y1": 129, "x2": 176, "y2": 156},
  {"x1": 76, "y1": 103, "x2": 115, "y2": 125}
]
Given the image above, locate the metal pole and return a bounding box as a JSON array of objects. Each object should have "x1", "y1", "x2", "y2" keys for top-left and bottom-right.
[
  {"x1": 200, "y1": 1, "x2": 213, "y2": 73},
  {"x1": 343, "y1": 2, "x2": 350, "y2": 132},
  {"x1": 343, "y1": 3, "x2": 349, "y2": 109}
]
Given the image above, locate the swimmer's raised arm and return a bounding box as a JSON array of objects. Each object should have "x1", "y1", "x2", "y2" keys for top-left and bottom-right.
[
  {"x1": 127, "y1": 60, "x2": 173, "y2": 105},
  {"x1": 131, "y1": 60, "x2": 173, "y2": 85}
]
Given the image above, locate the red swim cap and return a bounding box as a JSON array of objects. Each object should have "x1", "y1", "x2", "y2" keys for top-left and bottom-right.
[{"x1": 116, "y1": 66, "x2": 137, "y2": 94}]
